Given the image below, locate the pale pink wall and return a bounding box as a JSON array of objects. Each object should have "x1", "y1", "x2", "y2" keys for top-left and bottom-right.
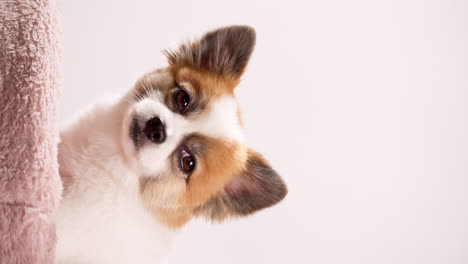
[{"x1": 57, "y1": 0, "x2": 468, "y2": 263}]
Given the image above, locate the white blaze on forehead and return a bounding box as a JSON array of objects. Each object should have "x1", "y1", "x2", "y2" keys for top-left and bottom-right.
[
  {"x1": 129, "y1": 95, "x2": 243, "y2": 175},
  {"x1": 194, "y1": 96, "x2": 244, "y2": 142}
]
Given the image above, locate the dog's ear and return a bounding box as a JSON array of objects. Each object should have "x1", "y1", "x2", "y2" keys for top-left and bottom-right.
[
  {"x1": 195, "y1": 150, "x2": 287, "y2": 221},
  {"x1": 164, "y1": 25, "x2": 256, "y2": 79}
]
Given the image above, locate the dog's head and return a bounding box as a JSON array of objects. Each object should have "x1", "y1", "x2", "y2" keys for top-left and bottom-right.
[{"x1": 122, "y1": 26, "x2": 287, "y2": 228}]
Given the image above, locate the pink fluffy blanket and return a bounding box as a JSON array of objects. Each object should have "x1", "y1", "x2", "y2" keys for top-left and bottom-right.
[{"x1": 0, "y1": 0, "x2": 62, "y2": 263}]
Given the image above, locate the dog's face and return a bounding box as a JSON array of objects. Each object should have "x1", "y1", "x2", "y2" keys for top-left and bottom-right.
[{"x1": 121, "y1": 26, "x2": 287, "y2": 228}]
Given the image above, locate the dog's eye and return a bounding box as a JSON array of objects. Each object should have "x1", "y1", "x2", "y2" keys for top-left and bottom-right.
[
  {"x1": 174, "y1": 88, "x2": 191, "y2": 113},
  {"x1": 179, "y1": 148, "x2": 196, "y2": 176}
]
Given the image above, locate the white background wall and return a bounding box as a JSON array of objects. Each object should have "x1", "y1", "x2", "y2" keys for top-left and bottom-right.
[{"x1": 57, "y1": 0, "x2": 467, "y2": 263}]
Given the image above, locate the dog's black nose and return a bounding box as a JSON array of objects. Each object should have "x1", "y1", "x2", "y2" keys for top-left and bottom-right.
[{"x1": 143, "y1": 117, "x2": 166, "y2": 144}]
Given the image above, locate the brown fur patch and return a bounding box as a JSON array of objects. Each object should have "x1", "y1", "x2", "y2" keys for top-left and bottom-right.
[
  {"x1": 171, "y1": 65, "x2": 238, "y2": 101},
  {"x1": 179, "y1": 137, "x2": 247, "y2": 207},
  {"x1": 164, "y1": 25, "x2": 256, "y2": 80},
  {"x1": 194, "y1": 150, "x2": 288, "y2": 221},
  {"x1": 139, "y1": 136, "x2": 248, "y2": 228}
]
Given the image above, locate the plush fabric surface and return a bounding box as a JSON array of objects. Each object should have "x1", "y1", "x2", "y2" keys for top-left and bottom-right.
[{"x1": 0, "y1": 0, "x2": 62, "y2": 263}]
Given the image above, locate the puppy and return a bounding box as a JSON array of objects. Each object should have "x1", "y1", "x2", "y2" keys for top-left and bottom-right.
[{"x1": 56, "y1": 25, "x2": 287, "y2": 264}]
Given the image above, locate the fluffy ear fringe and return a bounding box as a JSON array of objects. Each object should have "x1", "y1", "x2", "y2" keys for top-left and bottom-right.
[
  {"x1": 194, "y1": 150, "x2": 287, "y2": 221},
  {"x1": 163, "y1": 25, "x2": 256, "y2": 80}
]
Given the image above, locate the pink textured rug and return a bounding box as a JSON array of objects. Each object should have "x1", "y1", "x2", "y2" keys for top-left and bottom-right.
[{"x1": 0, "y1": 0, "x2": 62, "y2": 263}]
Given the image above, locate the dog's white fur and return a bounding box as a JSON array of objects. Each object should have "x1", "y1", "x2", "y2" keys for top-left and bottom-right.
[
  {"x1": 55, "y1": 91, "x2": 242, "y2": 264},
  {"x1": 56, "y1": 96, "x2": 171, "y2": 264}
]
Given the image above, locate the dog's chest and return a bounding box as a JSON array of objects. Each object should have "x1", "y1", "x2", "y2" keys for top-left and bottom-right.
[{"x1": 55, "y1": 171, "x2": 175, "y2": 264}]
